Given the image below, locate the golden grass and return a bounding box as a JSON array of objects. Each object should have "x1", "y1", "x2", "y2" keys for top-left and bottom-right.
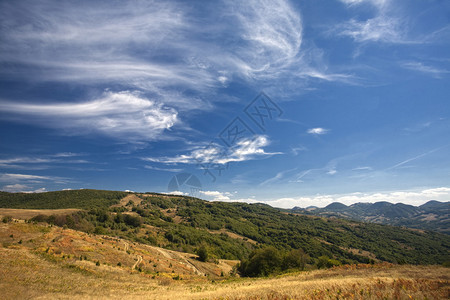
[
  {"x1": 110, "y1": 194, "x2": 142, "y2": 208},
  {"x1": 0, "y1": 208, "x2": 81, "y2": 220},
  {"x1": 1, "y1": 222, "x2": 449, "y2": 299}
]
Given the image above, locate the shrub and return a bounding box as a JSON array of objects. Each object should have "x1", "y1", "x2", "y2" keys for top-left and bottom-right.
[
  {"x1": 2, "y1": 216, "x2": 13, "y2": 223},
  {"x1": 238, "y1": 247, "x2": 282, "y2": 277},
  {"x1": 283, "y1": 249, "x2": 308, "y2": 271},
  {"x1": 317, "y1": 255, "x2": 341, "y2": 269},
  {"x1": 197, "y1": 245, "x2": 208, "y2": 262},
  {"x1": 123, "y1": 214, "x2": 142, "y2": 227},
  {"x1": 30, "y1": 214, "x2": 48, "y2": 223}
]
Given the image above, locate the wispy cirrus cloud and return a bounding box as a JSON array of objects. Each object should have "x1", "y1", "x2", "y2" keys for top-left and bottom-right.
[
  {"x1": 142, "y1": 135, "x2": 281, "y2": 165},
  {"x1": 0, "y1": 173, "x2": 67, "y2": 192},
  {"x1": 228, "y1": 0, "x2": 302, "y2": 79},
  {"x1": 0, "y1": 153, "x2": 89, "y2": 171},
  {"x1": 0, "y1": 0, "x2": 355, "y2": 145},
  {"x1": 340, "y1": 0, "x2": 387, "y2": 7},
  {"x1": 0, "y1": 173, "x2": 54, "y2": 181},
  {"x1": 385, "y1": 147, "x2": 445, "y2": 171},
  {"x1": 352, "y1": 166, "x2": 373, "y2": 171},
  {"x1": 1, "y1": 184, "x2": 47, "y2": 193},
  {"x1": 144, "y1": 165, "x2": 183, "y2": 173},
  {"x1": 401, "y1": 62, "x2": 449, "y2": 78},
  {"x1": 260, "y1": 168, "x2": 297, "y2": 186},
  {"x1": 336, "y1": 0, "x2": 411, "y2": 44},
  {"x1": 0, "y1": 0, "x2": 350, "y2": 99},
  {"x1": 0, "y1": 91, "x2": 178, "y2": 142}
]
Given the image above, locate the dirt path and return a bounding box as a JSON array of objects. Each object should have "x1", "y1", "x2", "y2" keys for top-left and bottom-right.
[
  {"x1": 122, "y1": 241, "x2": 142, "y2": 271},
  {"x1": 132, "y1": 255, "x2": 142, "y2": 270},
  {"x1": 178, "y1": 256, "x2": 204, "y2": 276},
  {"x1": 150, "y1": 246, "x2": 172, "y2": 259}
]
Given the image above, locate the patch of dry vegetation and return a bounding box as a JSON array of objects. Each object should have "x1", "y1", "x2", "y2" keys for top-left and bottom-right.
[
  {"x1": 110, "y1": 194, "x2": 142, "y2": 209},
  {"x1": 1, "y1": 222, "x2": 448, "y2": 299},
  {"x1": 0, "y1": 208, "x2": 81, "y2": 220}
]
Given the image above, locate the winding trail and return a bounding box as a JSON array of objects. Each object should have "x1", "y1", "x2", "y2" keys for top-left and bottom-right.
[
  {"x1": 122, "y1": 241, "x2": 141, "y2": 271},
  {"x1": 132, "y1": 255, "x2": 143, "y2": 270}
]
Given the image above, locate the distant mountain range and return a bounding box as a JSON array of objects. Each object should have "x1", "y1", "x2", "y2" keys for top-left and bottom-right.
[{"x1": 290, "y1": 200, "x2": 450, "y2": 234}]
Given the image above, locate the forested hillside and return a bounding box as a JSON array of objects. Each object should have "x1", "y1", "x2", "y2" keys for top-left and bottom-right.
[{"x1": 1, "y1": 190, "x2": 449, "y2": 268}]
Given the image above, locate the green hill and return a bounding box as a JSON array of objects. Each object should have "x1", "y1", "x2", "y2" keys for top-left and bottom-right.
[
  {"x1": 0, "y1": 190, "x2": 128, "y2": 209},
  {"x1": 1, "y1": 190, "x2": 449, "y2": 268}
]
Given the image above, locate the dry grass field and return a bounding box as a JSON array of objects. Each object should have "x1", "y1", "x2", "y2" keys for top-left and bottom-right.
[
  {"x1": 1, "y1": 221, "x2": 449, "y2": 299},
  {"x1": 0, "y1": 208, "x2": 81, "y2": 219}
]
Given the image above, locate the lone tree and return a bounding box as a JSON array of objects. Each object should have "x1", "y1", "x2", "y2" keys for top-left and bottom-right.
[
  {"x1": 238, "y1": 247, "x2": 282, "y2": 277},
  {"x1": 282, "y1": 249, "x2": 308, "y2": 271},
  {"x1": 197, "y1": 245, "x2": 208, "y2": 262}
]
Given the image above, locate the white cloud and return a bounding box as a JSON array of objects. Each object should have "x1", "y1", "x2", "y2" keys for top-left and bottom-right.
[
  {"x1": 401, "y1": 62, "x2": 449, "y2": 78},
  {"x1": 0, "y1": 91, "x2": 178, "y2": 142},
  {"x1": 0, "y1": 173, "x2": 53, "y2": 182},
  {"x1": 385, "y1": 147, "x2": 443, "y2": 171},
  {"x1": 144, "y1": 165, "x2": 183, "y2": 173},
  {"x1": 0, "y1": 173, "x2": 67, "y2": 193},
  {"x1": 199, "y1": 190, "x2": 232, "y2": 201},
  {"x1": 336, "y1": 0, "x2": 412, "y2": 44},
  {"x1": 229, "y1": 0, "x2": 302, "y2": 79},
  {"x1": 0, "y1": 157, "x2": 53, "y2": 167},
  {"x1": 142, "y1": 135, "x2": 281, "y2": 165},
  {"x1": 327, "y1": 169, "x2": 337, "y2": 175},
  {"x1": 352, "y1": 166, "x2": 373, "y2": 171},
  {"x1": 260, "y1": 168, "x2": 297, "y2": 186},
  {"x1": 165, "y1": 191, "x2": 189, "y2": 196},
  {"x1": 0, "y1": 0, "x2": 351, "y2": 114},
  {"x1": 0, "y1": 153, "x2": 89, "y2": 170},
  {"x1": 339, "y1": 16, "x2": 403, "y2": 43},
  {"x1": 340, "y1": 0, "x2": 387, "y2": 9},
  {"x1": 199, "y1": 190, "x2": 261, "y2": 204},
  {"x1": 267, "y1": 187, "x2": 450, "y2": 208},
  {"x1": 52, "y1": 152, "x2": 81, "y2": 158},
  {"x1": 1, "y1": 183, "x2": 46, "y2": 193},
  {"x1": 307, "y1": 128, "x2": 329, "y2": 135},
  {"x1": 291, "y1": 146, "x2": 307, "y2": 156}
]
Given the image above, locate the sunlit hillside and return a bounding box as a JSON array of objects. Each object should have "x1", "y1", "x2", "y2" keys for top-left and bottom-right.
[{"x1": 1, "y1": 221, "x2": 449, "y2": 299}]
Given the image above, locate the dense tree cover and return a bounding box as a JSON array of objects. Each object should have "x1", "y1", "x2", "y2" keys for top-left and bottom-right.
[
  {"x1": 3, "y1": 190, "x2": 450, "y2": 268},
  {"x1": 0, "y1": 190, "x2": 127, "y2": 209},
  {"x1": 238, "y1": 247, "x2": 309, "y2": 277}
]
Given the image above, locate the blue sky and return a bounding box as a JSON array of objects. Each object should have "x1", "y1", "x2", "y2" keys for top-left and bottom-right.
[{"x1": 1, "y1": 0, "x2": 449, "y2": 208}]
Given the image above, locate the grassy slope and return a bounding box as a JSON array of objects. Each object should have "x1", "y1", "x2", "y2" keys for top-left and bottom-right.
[
  {"x1": 1, "y1": 222, "x2": 449, "y2": 299},
  {"x1": 1, "y1": 190, "x2": 449, "y2": 265}
]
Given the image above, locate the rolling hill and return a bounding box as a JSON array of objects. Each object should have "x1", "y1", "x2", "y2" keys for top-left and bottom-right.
[
  {"x1": 2, "y1": 220, "x2": 448, "y2": 299},
  {"x1": 1, "y1": 190, "x2": 449, "y2": 267}
]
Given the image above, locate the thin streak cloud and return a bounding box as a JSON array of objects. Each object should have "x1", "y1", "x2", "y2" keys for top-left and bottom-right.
[{"x1": 0, "y1": 91, "x2": 178, "y2": 142}]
